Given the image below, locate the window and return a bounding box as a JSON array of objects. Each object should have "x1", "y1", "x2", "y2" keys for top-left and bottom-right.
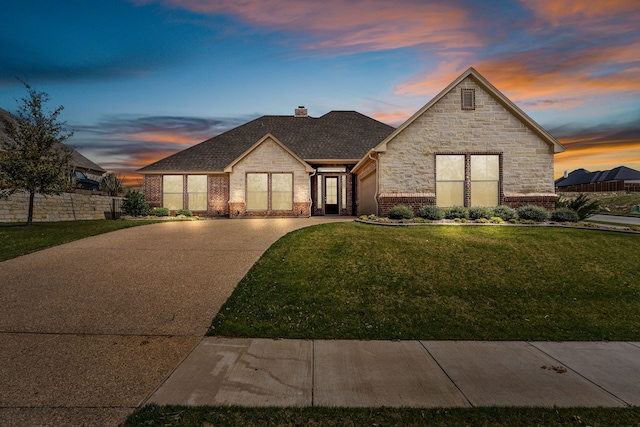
[
  {"x1": 341, "y1": 175, "x2": 347, "y2": 208},
  {"x1": 246, "y1": 173, "x2": 268, "y2": 210},
  {"x1": 461, "y1": 88, "x2": 475, "y2": 110},
  {"x1": 436, "y1": 154, "x2": 500, "y2": 207},
  {"x1": 246, "y1": 173, "x2": 293, "y2": 211},
  {"x1": 471, "y1": 155, "x2": 499, "y2": 206},
  {"x1": 187, "y1": 175, "x2": 207, "y2": 211},
  {"x1": 163, "y1": 175, "x2": 183, "y2": 210},
  {"x1": 436, "y1": 155, "x2": 465, "y2": 207},
  {"x1": 317, "y1": 175, "x2": 322, "y2": 209},
  {"x1": 271, "y1": 173, "x2": 293, "y2": 210}
]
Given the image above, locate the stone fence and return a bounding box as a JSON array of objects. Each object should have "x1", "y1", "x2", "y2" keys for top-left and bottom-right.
[{"x1": 0, "y1": 191, "x2": 123, "y2": 222}]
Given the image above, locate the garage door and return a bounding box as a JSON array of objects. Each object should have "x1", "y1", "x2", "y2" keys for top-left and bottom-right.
[{"x1": 359, "y1": 171, "x2": 377, "y2": 216}]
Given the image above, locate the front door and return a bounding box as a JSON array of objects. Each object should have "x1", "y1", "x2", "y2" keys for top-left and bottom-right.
[{"x1": 325, "y1": 177, "x2": 339, "y2": 214}]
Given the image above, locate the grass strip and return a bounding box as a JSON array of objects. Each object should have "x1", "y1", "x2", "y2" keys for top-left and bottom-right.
[
  {"x1": 126, "y1": 405, "x2": 640, "y2": 427},
  {"x1": 0, "y1": 219, "x2": 162, "y2": 262},
  {"x1": 210, "y1": 223, "x2": 640, "y2": 341}
]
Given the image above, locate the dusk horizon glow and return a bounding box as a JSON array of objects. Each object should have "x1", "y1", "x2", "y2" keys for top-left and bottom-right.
[{"x1": 1, "y1": 0, "x2": 638, "y2": 184}]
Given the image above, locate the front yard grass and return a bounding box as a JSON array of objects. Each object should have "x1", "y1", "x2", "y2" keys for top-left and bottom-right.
[
  {"x1": 126, "y1": 405, "x2": 640, "y2": 427},
  {"x1": 0, "y1": 219, "x2": 162, "y2": 262},
  {"x1": 210, "y1": 222, "x2": 640, "y2": 341}
]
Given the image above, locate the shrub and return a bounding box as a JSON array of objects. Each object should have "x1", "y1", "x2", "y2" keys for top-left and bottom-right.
[
  {"x1": 122, "y1": 190, "x2": 150, "y2": 216},
  {"x1": 151, "y1": 207, "x2": 170, "y2": 217},
  {"x1": 418, "y1": 205, "x2": 445, "y2": 220},
  {"x1": 175, "y1": 209, "x2": 193, "y2": 217},
  {"x1": 517, "y1": 205, "x2": 550, "y2": 222},
  {"x1": 492, "y1": 205, "x2": 518, "y2": 221},
  {"x1": 556, "y1": 194, "x2": 599, "y2": 220},
  {"x1": 445, "y1": 205, "x2": 469, "y2": 219},
  {"x1": 551, "y1": 208, "x2": 579, "y2": 223},
  {"x1": 413, "y1": 217, "x2": 430, "y2": 223},
  {"x1": 388, "y1": 205, "x2": 414, "y2": 219},
  {"x1": 490, "y1": 216, "x2": 505, "y2": 224},
  {"x1": 475, "y1": 217, "x2": 490, "y2": 223},
  {"x1": 469, "y1": 206, "x2": 494, "y2": 220}
]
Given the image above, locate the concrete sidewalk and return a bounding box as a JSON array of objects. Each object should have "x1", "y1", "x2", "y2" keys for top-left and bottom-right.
[
  {"x1": 148, "y1": 338, "x2": 640, "y2": 408},
  {"x1": 587, "y1": 214, "x2": 640, "y2": 226}
]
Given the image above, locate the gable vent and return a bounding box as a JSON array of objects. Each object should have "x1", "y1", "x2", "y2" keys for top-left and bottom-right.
[{"x1": 461, "y1": 89, "x2": 475, "y2": 110}]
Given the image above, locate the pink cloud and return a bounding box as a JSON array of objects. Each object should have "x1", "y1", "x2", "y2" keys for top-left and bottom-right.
[
  {"x1": 145, "y1": 0, "x2": 481, "y2": 52},
  {"x1": 520, "y1": 0, "x2": 639, "y2": 29}
]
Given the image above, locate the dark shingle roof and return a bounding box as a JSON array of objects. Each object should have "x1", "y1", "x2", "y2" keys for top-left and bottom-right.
[
  {"x1": 555, "y1": 166, "x2": 640, "y2": 187},
  {"x1": 138, "y1": 111, "x2": 395, "y2": 173}
]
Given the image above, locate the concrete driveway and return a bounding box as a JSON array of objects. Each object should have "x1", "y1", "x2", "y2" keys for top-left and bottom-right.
[{"x1": 0, "y1": 217, "x2": 346, "y2": 427}]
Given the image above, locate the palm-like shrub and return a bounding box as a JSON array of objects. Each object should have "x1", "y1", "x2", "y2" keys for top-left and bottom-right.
[{"x1": 556, "y1": 194, "x2": 599, "y2": 220}]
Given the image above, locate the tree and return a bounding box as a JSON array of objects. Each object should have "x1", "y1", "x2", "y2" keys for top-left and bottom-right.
[{"x1": 0, "y1": 81, "x2": 74, "y2": 225}]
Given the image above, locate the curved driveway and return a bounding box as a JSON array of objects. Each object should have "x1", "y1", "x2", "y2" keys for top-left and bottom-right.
[{"x1": 0, "y1": 217, "x2": 346, "y2": 427}]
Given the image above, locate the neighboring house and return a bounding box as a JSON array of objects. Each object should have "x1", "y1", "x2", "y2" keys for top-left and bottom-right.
[
  {"x1": 0, "y1": 108, "x2": 106, "y2": 182},
  {"x1": 138, "y1": 68, "x2": 565, "y2": 218},
  {"x1": 555, "y1": 166, "x2": 640, "y2": 192}
]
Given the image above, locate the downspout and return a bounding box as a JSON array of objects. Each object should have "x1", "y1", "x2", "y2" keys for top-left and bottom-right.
[
  {"x1": 308, "y1": 169, "x2": 317, "y2": 217},
  {"x1": 367, "y1": 150, "x2": 379, "y2": 216}
]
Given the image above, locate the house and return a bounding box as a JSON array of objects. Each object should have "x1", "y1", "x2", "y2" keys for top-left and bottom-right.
[
  {"x1": 0, "y1": 108, "x2": 106, "y2": 181},
  {"x1": 138, "y1": 68, "x2": 565, "y2": 218},
  {"x1": 555, "y1": 166, "x2": 640, "y2": 192}
]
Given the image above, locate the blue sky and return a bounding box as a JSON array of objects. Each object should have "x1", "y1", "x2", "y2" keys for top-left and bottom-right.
[{"x1": 1, "y1": 0, "x2": 638, "y2": 182}]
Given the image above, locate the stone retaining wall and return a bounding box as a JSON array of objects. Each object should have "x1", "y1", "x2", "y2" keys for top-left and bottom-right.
[{"x1": 0, "y1": 192, "x2": 122, "y2": 222}]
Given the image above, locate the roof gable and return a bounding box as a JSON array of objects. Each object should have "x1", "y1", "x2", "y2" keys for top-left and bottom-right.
[
  {"x1": 371, "y1": 67, "x2": 565, "y2": 155},
  {"x1": 224, "y1": 133, "x2": 314, "y2": 173}
]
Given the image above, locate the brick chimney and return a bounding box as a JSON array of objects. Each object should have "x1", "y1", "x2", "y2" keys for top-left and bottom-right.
[{"x1": 295, "y1": 106, "x2": 308, "y2": 117}]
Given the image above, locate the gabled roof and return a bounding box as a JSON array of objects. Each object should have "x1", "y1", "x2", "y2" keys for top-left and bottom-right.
[
  {"x1": 0, "y1": 108, "x2": 105, "y2": 174},
  {"x1": 354, "y1": 67, "x2": 565, "y2": 173},
  {"x1": 556, "y1": 166, "x2": 640, "y2": 187},
  {"x1": 138, "y1": 111, "x2": 395, "y2": 174},
  {"x1": 224, "y1": 133, "x2": 314, "y2": 173}
]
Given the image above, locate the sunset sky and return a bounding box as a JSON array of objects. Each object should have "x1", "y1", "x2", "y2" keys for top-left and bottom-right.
[{"x1": 1, "y1": 0, "x2": 638, "y2": 183}]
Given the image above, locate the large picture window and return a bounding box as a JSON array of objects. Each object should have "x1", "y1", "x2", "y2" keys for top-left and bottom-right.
[
  {"x1": 246, "y1": 173, "x2": 292, "y2": 211},
  {"x1": 163, "y1": 175, "x2": 183, "y2": 210},
  {"x1": 436, "y1": 154, "x2": 500, "y2": 207},
  {"x1": 187, "y1": 175, "x2": 207, "y2": 211}
]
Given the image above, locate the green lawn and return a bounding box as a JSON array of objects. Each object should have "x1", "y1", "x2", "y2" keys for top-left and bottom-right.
[
  {"x1": 210, "y1": 222, "x2": 640, "y2": 341},
  {"x1": 0, "y1": 219, "x2": 162, "y2": 262},
  {"x1": 127, "y1": 405, "x2": 640, "y2": 427}
]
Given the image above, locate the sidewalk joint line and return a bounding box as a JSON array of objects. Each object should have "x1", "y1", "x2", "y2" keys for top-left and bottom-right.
[
  {"x1": 419, "y1": 341, "x2": 474, "y2": 408},
  {"x1": 526, "y1": 342, "x2": 630, "y2": 407}
]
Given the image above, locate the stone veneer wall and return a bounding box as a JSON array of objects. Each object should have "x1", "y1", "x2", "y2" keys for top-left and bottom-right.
[
  {"x1": 378, "y1": 76, "x2": 557, "y2": 209},
  {"x1": 228, "y1": 137, "x2": 311, "y2": 217},
  {"x1": 0, "y1": 192, "x2": 122, "y2": 222}
]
